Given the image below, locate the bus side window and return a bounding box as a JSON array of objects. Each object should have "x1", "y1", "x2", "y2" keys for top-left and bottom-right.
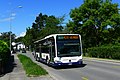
[
  {"x1": 36, "y1": 47, "x2": 39, "y2": 52},
  {"x1": 41, "y1": 46, "x2": 49, "y2": 53},
  {"x1": 52, "y1": 42, "x2": 55, "y2": 57}
]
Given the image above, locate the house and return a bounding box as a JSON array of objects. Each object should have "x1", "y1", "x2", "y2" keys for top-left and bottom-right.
[{"x1": 12, "y1": 42, "x2": 25, "y2": 51}]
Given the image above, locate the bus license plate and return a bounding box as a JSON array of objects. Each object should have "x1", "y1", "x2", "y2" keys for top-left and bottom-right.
[{"x1": 68, "y1": 63, "x2": 72, "y2": 65}]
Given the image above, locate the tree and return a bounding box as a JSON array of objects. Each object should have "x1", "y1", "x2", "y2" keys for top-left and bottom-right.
[
  {"x1": 31, "y1": 13, "x2": 64, "y2": 39},
  {"x1": 23, "y1": 27, "x2": 33, "y2": 50},
  {"x1": 23, "y1": 13, "x2": 65, "y2": 50},
  {"x1": 67, "y1": 0, "x2": 120, "y2": 48},
  {"x1": 39, "y1": 15, "x2": 63, "y2": 37},
  {"x1": 0, "y1": 32, "x2": 16, "y2": 46},
  {"x1": 15, "y1": 37, "x2": 23, "y2": 42}
]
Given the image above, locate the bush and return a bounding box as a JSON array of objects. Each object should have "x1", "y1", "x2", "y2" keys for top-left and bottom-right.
[
  {"x1": 18, "y1": 54, "x2": 48, "y2": 76},
  {"x1": 0, "y1": 40, "x2": 10, "y2": 64},
  {"x1": 86, "y1": 44, "x2": 120, "y2": 60}
]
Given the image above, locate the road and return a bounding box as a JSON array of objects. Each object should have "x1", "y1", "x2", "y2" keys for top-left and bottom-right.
[{"x1": 20, "y1": 52, "x2": 120, "y2": 80}]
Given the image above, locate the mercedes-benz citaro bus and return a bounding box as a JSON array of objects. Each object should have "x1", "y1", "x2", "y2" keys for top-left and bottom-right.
[{"x1": 34, "y1": 34, "x2": 83, "y2": 66}]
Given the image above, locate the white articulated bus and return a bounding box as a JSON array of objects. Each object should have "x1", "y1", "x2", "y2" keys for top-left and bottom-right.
[{"x1": 34, "y1": 34, "x2": 83, "y2": 66}]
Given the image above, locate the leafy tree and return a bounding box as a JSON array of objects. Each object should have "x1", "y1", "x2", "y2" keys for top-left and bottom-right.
[
  {"x1": 23, "y1": 27, "x2": 33, "y2": 50},
  {"x1": 23, "y1": 13, "x2": 65, "y2": 50},
  {"x1": 39, "y1": 15, "x2": 63, "y2": 38},
  {"x1": 0, "y1": 32, "x2": 16, "y2": 46},
  {"x1": 67, "y1": 0, "x2": 120, "y2": 48},
  {"x1": 60, "y1": 27, "x2": 70, "y2": 34},
  {"x1": 29, "y1": 13, "x2": 63, "y2": 40},
  {"x1": 15, "y1": 37, "x2": 23, "y2": 42}
]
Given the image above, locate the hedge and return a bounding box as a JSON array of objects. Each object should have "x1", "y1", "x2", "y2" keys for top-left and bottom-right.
[
  {"x1": 86, "y1": 45, "x2": 120, "y2": 60},
  {"x1": 0, "y1": 40, "x2": 10, "y2": 64}
]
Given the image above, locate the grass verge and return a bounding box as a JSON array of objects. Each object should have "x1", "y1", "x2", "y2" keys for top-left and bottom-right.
[{"x1": 17, "y1": 54, "x2": 48, "y2": 77}]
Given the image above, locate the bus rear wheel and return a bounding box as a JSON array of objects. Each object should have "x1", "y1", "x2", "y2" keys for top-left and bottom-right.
[
  {"x1": 35, "y1": 55, "x2": 39, "y2": 61},
  {"x1": 46, "y1": 56, "x2": 50, "y2": 64}
]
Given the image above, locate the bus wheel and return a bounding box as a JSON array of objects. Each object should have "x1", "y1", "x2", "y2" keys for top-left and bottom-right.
[
  {"x1": 46, "y1": 56, "x2": 49, "y2": 64},
  {"x1": 47, "y1": 60, "x2": 50, "y2": 64},
  {"x1": 35, "y1": 55, "x2": 38, "y2": 61}
]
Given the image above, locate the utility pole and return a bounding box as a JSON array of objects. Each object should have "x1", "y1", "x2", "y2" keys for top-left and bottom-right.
[{"x1": 9, "y1": 6, "x2": 22, "y2": 53}]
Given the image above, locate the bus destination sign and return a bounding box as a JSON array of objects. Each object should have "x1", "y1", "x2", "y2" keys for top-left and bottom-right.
[{"x1": 57, "y1": 35, "x2": 79, "y2": 40}]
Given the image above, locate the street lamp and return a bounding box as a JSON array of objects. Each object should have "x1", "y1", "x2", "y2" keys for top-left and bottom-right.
[{"x1": 10, "y1": 6, "x2": 22, "y2": 53}]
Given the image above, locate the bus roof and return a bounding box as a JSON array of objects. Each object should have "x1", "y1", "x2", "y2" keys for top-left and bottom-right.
[{"x1": 34, "y1": 34, "x2": 80, "y2": 43}]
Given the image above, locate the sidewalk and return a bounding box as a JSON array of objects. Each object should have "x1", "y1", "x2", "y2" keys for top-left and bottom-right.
[{"x1": 0, "y1": 54, "x2": 54, "y2": 80}]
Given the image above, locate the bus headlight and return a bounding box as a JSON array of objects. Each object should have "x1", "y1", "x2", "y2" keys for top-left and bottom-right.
[
  {"x1": 78, "y1": 59, "x2": 82, "y2": 62},
  {"x1": 78, "y1": 59, "x2": 83, "y2": 64},
  {"x1": 54, "y1": 60, "x2": 62, "y2": 63},
  {"x1": 54, "y1": 57, "x2": 61, "y2": 63}
]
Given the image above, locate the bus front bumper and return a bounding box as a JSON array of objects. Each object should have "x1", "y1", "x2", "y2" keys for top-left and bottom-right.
[{"x1": 53, "y1": 60, "x2": 83, "y2": 66}]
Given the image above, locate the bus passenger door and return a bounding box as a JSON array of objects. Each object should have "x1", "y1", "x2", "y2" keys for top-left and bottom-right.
[{"x1": 39, "y1": 44, "x2": 41, "y2": 58}]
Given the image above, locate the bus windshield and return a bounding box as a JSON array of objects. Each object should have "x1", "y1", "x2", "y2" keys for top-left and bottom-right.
[{"x1": 56, "y1": 35, "x2": 81, "y2": 57}]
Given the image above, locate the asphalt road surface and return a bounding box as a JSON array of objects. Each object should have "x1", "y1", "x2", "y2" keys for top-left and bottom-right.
[{"x1": 21, "y1": 52, "x2": 120, "y2": 80}]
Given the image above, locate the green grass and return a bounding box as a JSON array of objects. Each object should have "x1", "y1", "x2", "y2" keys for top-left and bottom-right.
[{"x1": 17, "y1": 54, "x2": 48, "y2": 77}]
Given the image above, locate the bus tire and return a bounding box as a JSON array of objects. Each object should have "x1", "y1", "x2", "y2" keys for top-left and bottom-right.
[
  {"x1": 35, "y1": 55, "x2": 38, "y2": 61},
  {"x1": 46, "y1": 56, "x2": 49, "y2": 64}
]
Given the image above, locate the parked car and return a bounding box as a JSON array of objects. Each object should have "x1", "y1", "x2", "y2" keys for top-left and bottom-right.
[
  {"x1": 17, "y1": 49, "x2": 20, "y2": 52},
  {"x1": 12, "y1": 49, "x2": 16, "y2": 54},
  {"x1": 22, "y1": 48, "x2": 26, "y2": 53}
]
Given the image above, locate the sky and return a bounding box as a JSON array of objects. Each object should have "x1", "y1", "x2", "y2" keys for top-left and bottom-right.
[{"x1": 0, "y1": 0, "x2": 119, "y2": 38}]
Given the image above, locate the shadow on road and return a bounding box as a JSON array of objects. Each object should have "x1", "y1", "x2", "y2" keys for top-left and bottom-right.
[{"x1": 53, "y1": 64, "x2": 87, "y2": 69}]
